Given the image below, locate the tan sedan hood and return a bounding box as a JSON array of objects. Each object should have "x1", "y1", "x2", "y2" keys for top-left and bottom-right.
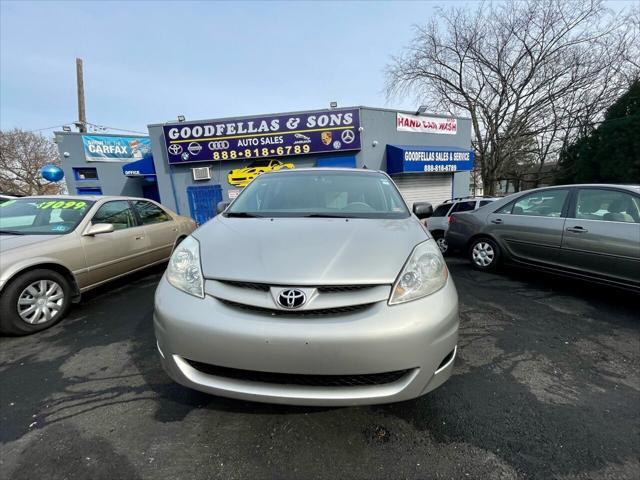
[{"x1": 0, "y1": 234, "x2": 63, "y2": 252}]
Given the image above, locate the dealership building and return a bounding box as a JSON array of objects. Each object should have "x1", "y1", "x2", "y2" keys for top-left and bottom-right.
[{"x1": 56, "y1": 106, "x2": 473, "y2": 223}]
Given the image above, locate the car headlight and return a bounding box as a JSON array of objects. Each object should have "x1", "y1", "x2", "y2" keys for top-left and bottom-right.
[
  {"x1": 166, "y1": 236, "x2": 204, "y2": 298},
  {"x1": 389, "y1": 240, "x2": 448, "y2": 305}
]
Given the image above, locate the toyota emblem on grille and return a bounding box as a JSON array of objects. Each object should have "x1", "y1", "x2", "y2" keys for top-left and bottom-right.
[{"x1": 277, "y1": 289, "x2": 306, "y2": 309}]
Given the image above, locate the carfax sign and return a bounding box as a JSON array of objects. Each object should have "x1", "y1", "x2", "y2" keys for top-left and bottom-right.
[
  {"x1": 82, "y1": 136, "x2": 151, "y2": 162},
  {"x1": 386, "y1": 145, "x2": 474, "y2": 174},
  {"x1": 162, "y1": 108, "x2": 361, "y2": 164}
]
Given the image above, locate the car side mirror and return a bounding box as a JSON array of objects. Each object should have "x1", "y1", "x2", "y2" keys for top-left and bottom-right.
[
  {"x1": 413, "y1": 202, "x2": 434, "y2": 219},
  {"x1": 83, "y1": 223, "x2": 114, "y2": 236},
  {"x1": 216, "y1": 201, "x2": 230, "y2": 214}
]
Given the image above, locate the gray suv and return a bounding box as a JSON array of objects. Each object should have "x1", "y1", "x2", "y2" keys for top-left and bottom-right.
[
  {"x1": 446, "y1": 184, "x2": 640, "y2": 289},
  {"x1": 154, "y1": 169, "x2": 459, "y2": 406}
]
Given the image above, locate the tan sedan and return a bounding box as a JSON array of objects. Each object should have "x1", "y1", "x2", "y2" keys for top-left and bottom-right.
[{"x1": 0, "y1": 196, "x2": 196, "y2": 335}]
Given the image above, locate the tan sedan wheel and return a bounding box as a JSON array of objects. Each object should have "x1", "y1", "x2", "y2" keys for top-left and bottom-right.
[
  {"x1": 0, "y1": 269, "x2": 71, "y2": 335},
  {"x1": 18, "y1": 280, "x2": 65, "y2": 325}
]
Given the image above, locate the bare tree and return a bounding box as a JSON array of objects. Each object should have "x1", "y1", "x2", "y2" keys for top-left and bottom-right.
[
  {"x1": 0, "y1": 129, "x2": 64, "y2": 195},
  {"x1": 387, "y1": 0, "x2": 639, "y2": 195}
]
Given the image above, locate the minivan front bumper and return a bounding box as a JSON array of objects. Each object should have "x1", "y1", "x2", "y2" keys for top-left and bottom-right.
[{"x1": 154, "y1": 275, "x2": 459, "y2": 406}]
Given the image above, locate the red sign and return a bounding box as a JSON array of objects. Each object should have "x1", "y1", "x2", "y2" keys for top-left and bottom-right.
[{"x1": 396, "y1": 113, "x2": 457, "y2": 135}]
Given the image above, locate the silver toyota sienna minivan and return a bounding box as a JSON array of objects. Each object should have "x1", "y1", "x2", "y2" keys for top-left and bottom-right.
[{"x1": 154, "y1": 169, "x2": 459, "y2": 406}]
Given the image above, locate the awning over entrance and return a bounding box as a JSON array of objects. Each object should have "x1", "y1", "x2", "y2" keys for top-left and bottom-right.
[
  {"x1": 122, "y1": 156, "x2": 156, "y2": 177},
  {"x1": 386, "y1": 145, "x2": 474, "y2": 174}
]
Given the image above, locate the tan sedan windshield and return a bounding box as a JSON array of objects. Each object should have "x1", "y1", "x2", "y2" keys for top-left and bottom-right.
[{"x1": 0, "y1": 198, "x2": 94, "y2": 235}]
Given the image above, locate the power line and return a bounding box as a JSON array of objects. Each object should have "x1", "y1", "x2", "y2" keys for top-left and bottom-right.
[
  {"x1": 18, "y1": 122, "x2": 146, "y2": 135},
  {"x1": 23, "y1": 124, "x2": 71, "y2": 133},
  {"x1": 84, "y1": 122, "x2": 147, "y2": 135}
]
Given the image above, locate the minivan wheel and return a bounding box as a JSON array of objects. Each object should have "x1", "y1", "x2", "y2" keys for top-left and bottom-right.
[
  {"x1": 469, "y1": 238, "x2": 500, "y2": 271},
  {"x1": 0, "y1": 269, "x2": 71, "y2": 335}
]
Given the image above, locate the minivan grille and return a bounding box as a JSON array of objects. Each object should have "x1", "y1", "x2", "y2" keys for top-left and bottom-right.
[
  {"x1": 186, "y1": 360, "x2": 412, "y2": 387},
  {"x1": 217, "y1": 280, "x2": 381, "y2": 293},
  {"x1": 218, "y1": 299, "x2": 374, "y2": 316},
  {"x1": 316, "y1": 284, "x2": 379, "y2": 293},
  {"x1": 219, "y1": 280, "x2": 270, "y2": 292}
]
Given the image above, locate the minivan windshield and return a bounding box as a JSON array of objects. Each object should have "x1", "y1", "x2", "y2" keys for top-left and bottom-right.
[
  {"x1": 227, "y1": 170, "x2": 410, "y2": 219},
  {"x1": 0, "y1": 198, "x2": 94, "y2": 235}
]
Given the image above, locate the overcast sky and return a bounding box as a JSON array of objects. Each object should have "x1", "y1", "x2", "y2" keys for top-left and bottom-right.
[{"x1": 0, "y1": 0, "x2": 634, "y2": 136}]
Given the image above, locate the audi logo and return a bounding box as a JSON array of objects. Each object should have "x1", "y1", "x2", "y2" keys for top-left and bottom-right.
[
  {"x1": 277, "y1": 289, "x2": 306, "y2": 309},
  {"x1": 208, "y1": 140, "x2": 230, "y2": 151}
]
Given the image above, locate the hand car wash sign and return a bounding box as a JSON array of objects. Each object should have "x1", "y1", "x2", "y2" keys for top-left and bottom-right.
[{"x1": 162, "y1": 108, "x2": 361, "y2": 164}]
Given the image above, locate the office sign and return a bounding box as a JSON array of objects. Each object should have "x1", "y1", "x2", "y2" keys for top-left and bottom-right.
[
  {"x1": 386, "y1": 145, "x2": 474, "y2": 173},
  {"x1": 163, "y1": 108, "x2": 361, "y2": 164},
  {"x1": 82, "y1": 135, "x2": 151, "y2": 162},
  {"x1": 396, "y1": 112, "x2": 457, "y2": 135}
]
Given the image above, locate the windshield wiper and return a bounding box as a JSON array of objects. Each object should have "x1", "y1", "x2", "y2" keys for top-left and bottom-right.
[
  {"x1": 302, "y1": 213, "x2": 358, "y2": 218},
  {"x1": 224, "y1": 212, "x2": 264, "y2": 218},
  {"x1": 0, "y1": 229, "x2": 26, "y2": 235}
]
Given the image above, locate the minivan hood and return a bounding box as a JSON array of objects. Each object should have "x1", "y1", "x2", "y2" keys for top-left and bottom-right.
[
  {"x1": 0, "y1": 234, "x2": 62, "y2": 251},
  {"x1": 194, "y1": 216, "x2": 429, "y2": 285}
]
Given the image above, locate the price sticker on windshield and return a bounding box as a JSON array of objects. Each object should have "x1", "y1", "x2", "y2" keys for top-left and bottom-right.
[{"x1": 36, "y1": 200, "x2": 87, "y2": 210}]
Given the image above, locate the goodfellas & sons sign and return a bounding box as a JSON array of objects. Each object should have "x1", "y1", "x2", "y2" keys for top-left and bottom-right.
[{"x1": 163, "y1": 108, "x2": 361, "y2": 165}]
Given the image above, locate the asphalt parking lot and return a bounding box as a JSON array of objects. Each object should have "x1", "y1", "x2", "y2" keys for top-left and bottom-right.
[{"x1": 1, "y1": 259, "x2": 638, "y2": 480}]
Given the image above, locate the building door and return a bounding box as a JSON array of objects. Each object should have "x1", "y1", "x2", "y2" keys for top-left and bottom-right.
[
  {"x1": 392, "y1": 173, "x2": 453, "y2": 209},
  {"x1": 316, "y1": 155, "x2": 357, "y2": 168},
  {"x1": 142, "y1": 179, "x2": 160, "y2": 202},
  {"x1": 187, "y1": 185, "x2": 223, "y2": 225}
]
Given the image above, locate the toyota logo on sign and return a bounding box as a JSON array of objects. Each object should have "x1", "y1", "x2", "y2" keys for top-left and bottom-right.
[
  {"x1": 277, "y1": 289, "x2": 306, "y2": 309},
  {"x1": 168, "y1": 144, "x2": 182, "y2": 156}
]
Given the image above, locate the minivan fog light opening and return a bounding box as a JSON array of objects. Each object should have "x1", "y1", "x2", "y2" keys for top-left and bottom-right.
[{"x1": 389, "y1": 240, "x2": 448, "y2": 305}]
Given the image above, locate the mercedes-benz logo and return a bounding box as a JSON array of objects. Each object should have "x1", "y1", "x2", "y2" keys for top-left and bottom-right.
[
  {"x1": 277, "y1": 289, "x2": 306, "y2": 309},
  {"x1": 168, "y1": 144, "x2": 182, "y2": 155},
  {"x1": 341, "y1": 129, "x2": 355, "y2": 144}
]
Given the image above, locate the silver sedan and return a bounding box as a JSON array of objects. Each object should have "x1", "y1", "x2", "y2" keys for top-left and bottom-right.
[{"x1": 154, "y1": 169, "x2": 459, "y2": 406}]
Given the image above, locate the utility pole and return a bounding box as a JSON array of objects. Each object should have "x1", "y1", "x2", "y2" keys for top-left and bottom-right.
[{"x1": 76, "y1": 58, "x2": 87, "y2": 133}]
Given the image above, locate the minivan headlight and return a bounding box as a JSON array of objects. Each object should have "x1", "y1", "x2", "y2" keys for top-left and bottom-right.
[
  {"x1": 389, "y1": 240, "x2": 448, "y2": 305},
  {"x1": 166, "y1": 236, "x2": 204, "y2": 298}
]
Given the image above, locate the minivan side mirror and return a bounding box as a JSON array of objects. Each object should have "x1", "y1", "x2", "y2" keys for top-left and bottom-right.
[
  {"x1": 216, "y1": 201, "x2": 230, "y2": 214},
  {"x1": 83, "y1": 223, "x2": 114, "y2": 236},
  {"x1": 413, "y1": 202, "x2": 434, "y2": 219}
]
